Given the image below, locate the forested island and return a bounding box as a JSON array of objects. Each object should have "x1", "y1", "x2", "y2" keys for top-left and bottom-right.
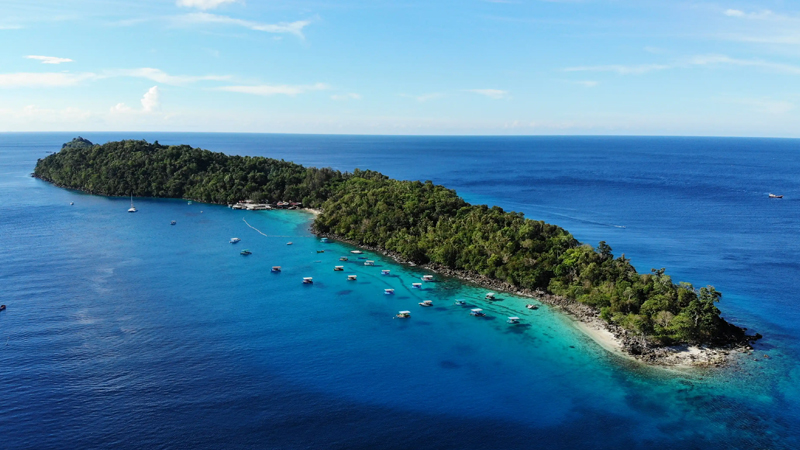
[{"x1": 35, "y1": 138, "x2": 761, "y2": 361}]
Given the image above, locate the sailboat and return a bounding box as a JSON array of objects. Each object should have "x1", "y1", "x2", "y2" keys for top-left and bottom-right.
[{"x1": 128, "y1": 194, "x2": 137, "y2": 213}]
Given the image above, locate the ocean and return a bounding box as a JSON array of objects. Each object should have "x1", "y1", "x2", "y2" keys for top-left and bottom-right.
[{"x1": 1, "y1": 133, "x2": 798, "y2": 449}]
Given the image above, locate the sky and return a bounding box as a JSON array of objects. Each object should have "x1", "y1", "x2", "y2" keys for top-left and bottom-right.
[{"x1": 1, "y1": 0, "x2": 799, "y2": 136}]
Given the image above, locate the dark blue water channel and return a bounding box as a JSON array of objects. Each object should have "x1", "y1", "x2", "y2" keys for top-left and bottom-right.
[{"x1": 0, "y1": 133, "x2": 798, "y2": 449}]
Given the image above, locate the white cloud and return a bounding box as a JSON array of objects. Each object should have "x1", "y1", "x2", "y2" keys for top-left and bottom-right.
[
  {"x1": 724, "y1": 9, "x2": 745, "y2": 17},
  {"x1": 106, "y1": 67, "x2": 230, "y2": 85},
  {"x1": 467, "y1": 89, "x2": 509, "y2": 99},
  {"x1": 176, "y1": 13, "x2": 312, "y2": 38},
  {"x1": 217, "y1": 83, "x2": 329, "y2": 96},
  {"x1": 25, "y1": 55, "x2": 73, "y2": 64},
  {"x1": 111, "y1": 103, "x2": 133, "y2": 113},
  {"x1": 690, "y1": 54, "x2": 800, "y2": 74},
  {"x1": 564, "y1": 64, "x2": 670, "y2": 75},
  {"x1": 0, "y1": 72, "x2": 96, "y2": 88},
  {"x1": 331, "y1": 93, "x2": 362, "y2": 101},
  {"x1": 177, "y1": 0, "x2": 238, "y2": 10},
  {"x1": 141, "y1": 86, "x2": 160, "y2": 112}
]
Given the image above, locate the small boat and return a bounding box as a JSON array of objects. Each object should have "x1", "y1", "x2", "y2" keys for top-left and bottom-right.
[
  {"x1": 240, "y1": 249, "x2": 252, "y2": 256},
  {"x1": 385, "y1": 289, "x2": 395, "y2": 295},
  {"x1": 0, "y1": 305, "x2": 5, "y2": 312},
  {"x1": 272, "y1": 266, "x2": 281, "y2": 273},
  {"x1": 317, "y1": 250, "x2": 325, "y2": 253},
  {"x1": 69, "y1": 202, "x2": 74, "y2": 205},
  {"x1": 170, "y1": 220, "x2": 176, "y2": 225},
  {"x1": 321, "y1": 237, "x2": 329, "y2": 243},
  {"x1": 470, "y1": 308, "x2": 486, "y2": 317},
  {"x1": 334, "y1": 266, "x2": 344, "y2": 271},
  {"x1": 769, "y1": 193, "x2": 783, "y2": 198},
  {"x1": 350, "y1": 250, "x2": 363, "y2": 254},
  {"x1": 127, "y1": 194, "x2": 137, "y2": 213},
  {"x1": 303, "y1": 277, "x2": 313, "y2": 284},
  {"x1": 454, "y1": 300, "x2": 466, "y2": 306},
  {"x1": 230, "y1": 237, "x2": 241, "y2": 244},
  {"x1": 340, "y1": 257, "x2": 349, "y2": 261},
  {"x1": 287, "y1": 242, "x2": 293, "y2": 245},
  {"x1": 188, "y1": 201, "x2": 192, "y2": 205},
  {"x1": 422, "y1": 275, "x2": 434, "y2": 282},
  {"x1": 419, "y1": 300, "x2": 433, "y2": 307},
  {"x1": 507, "y1": 316, "x2": 521, "y2": 324},
  {"x1": 526, "y1": 304, "x2": 538, "y2": 310},
  {"x1": 364, "y1": 260, "x2": 375, "y2": 266},
  {"x1": 412, "y1": 283, "x2": 422, "y2": 289},
  {"x1": 396, "y1": 310, "x2": 411, "y2": 319},
  {"x1": 485, "y1": 293, "x2": 496, "y2": 300},
  {"x1": 347, "y1": 275, "x2": 357, "y2": 281},
  {"x1": 381, "y1": 270, "x2": 390, "y2": 275}
]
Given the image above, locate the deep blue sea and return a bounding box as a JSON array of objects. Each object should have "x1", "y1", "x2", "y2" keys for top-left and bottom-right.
[{"x1": 1, "y1": 133, "x2": 798, "y2": 449}]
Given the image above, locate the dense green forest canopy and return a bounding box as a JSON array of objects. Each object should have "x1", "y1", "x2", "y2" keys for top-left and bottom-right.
[{"x1": 35, "y1": 138, "x2": 750, "y2": 346}]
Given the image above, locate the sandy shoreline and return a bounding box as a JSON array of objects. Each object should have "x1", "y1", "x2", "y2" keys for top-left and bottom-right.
[{"x1": 312, "y1": 228, "x2": 756, "y2": 369}]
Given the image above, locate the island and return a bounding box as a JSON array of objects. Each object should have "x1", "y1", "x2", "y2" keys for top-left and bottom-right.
[{"x1": 34, "y1": 138, "x2": 761, "y2": 365}]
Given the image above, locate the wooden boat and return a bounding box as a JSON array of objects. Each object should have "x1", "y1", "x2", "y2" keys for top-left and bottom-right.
[
  {"x1": 419, "y1": 300, "x2": 433, "y2": 307},
  {"x1": 769, "y1": 193, "x2": 783, "y2": 198},
  {"x1": 334, "y1": 266, "x2": 344, "y2": 271},
  {"x1": 272, "y1": 266, "x2": 281, "y2": 273},
  {"x1": 303, "y1": 277, "x2": 313, "y2": 284},
  {"x1": 470, "y1": 308, "x2": 486, "y2": 317},
  {"x1": 396, "y1": 310, "x2": 411, "y2": 319}
]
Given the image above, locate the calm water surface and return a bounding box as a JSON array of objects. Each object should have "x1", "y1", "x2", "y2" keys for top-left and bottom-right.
[{"x1": 0, "y1": 133, "x2": 798, "y2": 449}]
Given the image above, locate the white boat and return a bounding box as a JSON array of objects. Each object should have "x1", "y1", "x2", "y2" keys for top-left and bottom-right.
[
  {"x1": 526, "y1": 304, "x2": 538, "y2": 310},
  {"x1": 303, "y1": 277, "x2": 313, "y2": 284},
  {"x1": 321, "y1": 237, "x2": 329, "y2": 243},
  {"x1": 364, "y1": 260, "x2": 375, "y2": 266},
  {"x1": 350, "y1": 250, "x2": 363, "y2": 254},
  {"x1": 381, "y1": 270, "x2": 390, "y2": 275},
  {"x1": 412, "y1": 283, "x2": 422, "y2": 289},
  {"x1": 422, "y1": 275, "x2": 434, "y2": 282},
  {"x1": 272, "y1": 266, "x2": 281, "y2": 273},
  {"x1": 470, "y1": 308, "x2": 486, "y2": 317},
  {"x1": 507, "y1": 316, "x2": 521, "y2": 324},
  {"x1": 286, "y1": 242, "x2": 293, "y2": 245},
  {"x1": 485, "y1": 293, "x2": 496, "y2": 300},
  {"x1": 230, "y1": 238, "x2": 241, "y2": 244},
  {"x1": 454, "y1": 300, "x2": 466, "y2": 306},
  {"x1": 127, "y1": 194, "x2": 137, "y2": 213},
  {"x1": 187, "y1": 201, "x2": 192, "y2": 205},
  {"x1": 69, "y1": 202, "x2": 74, "y2": 205},
  {"x1": 396, "y1": 310, "x2": 411, "y2": 319},
  {"x1": 334, "y1": 266, "x2": 344, "y2": 271},
  {"x1": 340, "y1": 256, "x2": 348, "y2": 261},
  {"x1": 384, "y1": 289, "x2": 395, "y2": 295},
  {"x1": 347, "y1": 275, "x2": 357, "y2": 281},
  {"x1": 419, "y1": 300, "x2": 433, "y2": 307}
]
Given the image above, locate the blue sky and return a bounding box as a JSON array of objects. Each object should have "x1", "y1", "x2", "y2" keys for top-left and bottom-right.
[{"x1": 1, "y1": 0, "x2": 799, "y2": 136}]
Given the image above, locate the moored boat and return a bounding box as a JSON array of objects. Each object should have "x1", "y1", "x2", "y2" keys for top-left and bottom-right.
[
  {"x1": 364, "y1": 260, "x2": 375, "y2": 266},
  {"x1": 347, "y1": 275, "x2": 357, "y2": 281},
  {"x1": 507, "y1": 316, "x2": 521, "y2": 324},
  {"x1": 419, "y1": 300, "x2": 433, "y2": 307},
  {"x1": 340, "y1": 256, "x2": 348, "y2": 261},
  {"x1": 454, "y1": 299, "x2": 466, "y2": 306},
  {"x1": 381, "y1": 270, "x2": 390, "y2": 275},
  {"x1": 230, "y1": 237, "x2": 241, "y2": 244},
  {"x1": 127, "y1": 194, "x2": 137, "y2": 213},
  {"x1": 321, "y1": 237, "x2": 329, "y2": 243},
  {"x1": 769, "y1": 193, "x2": 783, "y2": 198},
  {"x1": 334, "y1": 266, "x2": 344, "y2": 271},
  {"x1": 170, "y1": 220, "x2": 176, "y2": 225},
  {"x1": 485, "y1": 293, "x2": 496, "y2": 300},
  {"x1": 470, "y1": 308, "x2": 486, "y2": 317},
  {"x1": 287, "y1": 242, "x2": 293, "y2": 245},
  {"x1": 421, "y1": 275, "x2": 434, "y2": 282},
  {"x1": 526, "y1": 304, "x2": 538, "y2": 310},
  {"x1": 350, "y1": 250, "x2": 363, "y2": 254},
  {"x1": 303, "y1": 277, "x2": 313, "y2": 284},
  {"x1": 384, "y1": 288, "x2": 395, "y2": 295},
  {"x1": 240, "y1": 249, "x2": 252, "y2": 256},
  {"x1": 396, "y1": 310, "x2": 411, "y2": 319},
  {"x1": 272, "y1": 266, "x2": 281, "y2": 273},
  {"x1": 412, "y1": 283, "x2": 422, "y2": 289}
]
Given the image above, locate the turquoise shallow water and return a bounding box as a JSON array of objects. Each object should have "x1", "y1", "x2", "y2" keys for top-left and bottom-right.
[{"x1": 1, "y1": 133, "x2": 798, "y2": 449}]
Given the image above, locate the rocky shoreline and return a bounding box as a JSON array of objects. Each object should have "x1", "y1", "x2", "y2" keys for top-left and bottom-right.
[{"x1": 313, "y1": 229, "x2": 759, "y2": 368}]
